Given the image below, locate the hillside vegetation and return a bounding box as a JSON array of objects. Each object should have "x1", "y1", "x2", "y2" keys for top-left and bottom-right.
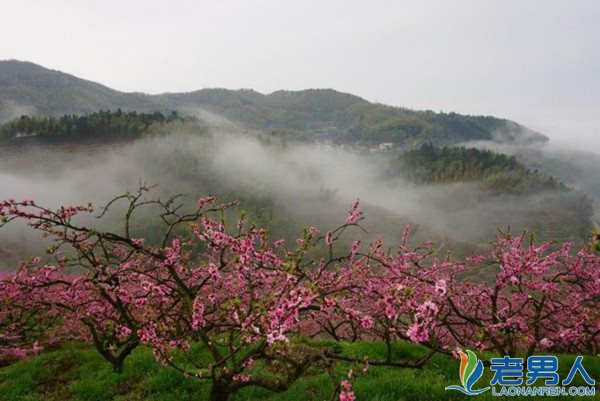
[
  {"x1": 389, "y1": 145, "x2": 594, "y2": 241},
  {"x1": 0, "y1": 60, "x2": 547, "y2": 147},
  {"x1": 0, "y1": 61, "x2": 168, "y2": 118},
  {"x1": 0, "y1": 110, "x2": 193, "y2": 144},
  {"x1": 168, "y1": 88, "x2": 548, "y2": 147},
  {"x1": 392, "y1": 144, "x2": 566, "y2": 194}
]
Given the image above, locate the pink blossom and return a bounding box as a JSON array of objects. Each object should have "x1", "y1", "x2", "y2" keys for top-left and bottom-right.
[
  {"x1": 346, "y1": 199, "x2": 362, "y2": 224},
  {"x1": 360, "y1": 315, "x2": 374, "y2": 329},
  {"x1": 191, "y1": 298, "x2": 205, "y2": 330},
  {"x1": 434, "y1": 279, "x2": 447, "y2": 296},
  {"x1": 196, "y1": 196, "x2": 216, "y2": 207},
  {"x1": 540, "y1": 338, "x2": 554, "y2": 349},
  {"x1": 340, "y1": 380, "x2": 356, "y2": 401},
  {"x1": 406, "y1": 323, "x2": 429, "y2": 343}
]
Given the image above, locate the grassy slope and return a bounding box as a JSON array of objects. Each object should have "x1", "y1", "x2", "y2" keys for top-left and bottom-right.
[{"x1": 1, "y1": 342, "x2": 597, "y2": 401}]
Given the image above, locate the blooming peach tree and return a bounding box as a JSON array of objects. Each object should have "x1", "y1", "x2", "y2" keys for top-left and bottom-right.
[{"x1": 435, "y1": 234, "x2": 600, "y2": 357}]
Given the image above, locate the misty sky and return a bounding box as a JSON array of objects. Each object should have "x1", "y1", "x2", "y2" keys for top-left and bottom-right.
[{"x1": 1, "y1": 0, "x2": 598, "y2": 152}]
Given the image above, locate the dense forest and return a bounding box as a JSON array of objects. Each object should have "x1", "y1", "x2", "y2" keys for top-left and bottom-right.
[{"x1": 0, "y1": 110, "x2": 190, "y2": 144}]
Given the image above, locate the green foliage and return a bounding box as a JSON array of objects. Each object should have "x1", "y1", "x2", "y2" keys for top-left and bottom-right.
[
  {"x1": 268, "y1": 128, "x2": 312, "y2": 143},
  {"x1": 591, "y1": 228, "x2": 600, "y2": 252},
  {"x1": 0, "y1": 110, "x2": 193, "y2": 144}
]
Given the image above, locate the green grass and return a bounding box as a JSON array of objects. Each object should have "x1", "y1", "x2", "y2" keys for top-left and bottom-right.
[{"x1": 1, "y1": 342, "x2": 597, "y2": 401}]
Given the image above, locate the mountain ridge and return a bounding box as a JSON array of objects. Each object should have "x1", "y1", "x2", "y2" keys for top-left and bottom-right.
[{"x1": 0, "y1": 60, "x2": 549, "y2": 146}]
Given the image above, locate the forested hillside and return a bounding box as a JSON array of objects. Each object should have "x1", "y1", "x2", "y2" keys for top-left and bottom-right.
[
  {"x1": 168, "y1": 88, "x2": 548, "y2": 147},
  {"x1": 0, "y1": 60, "x2": 548, "y2": 147}
]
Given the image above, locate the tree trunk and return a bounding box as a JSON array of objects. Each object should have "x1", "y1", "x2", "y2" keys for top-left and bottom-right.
[
  {"x1": 112, "y1": 359, "x2": 124, "y2": 374},
  {"x1": 208, "y1": 384, "x2": 230, "y2": 401}
]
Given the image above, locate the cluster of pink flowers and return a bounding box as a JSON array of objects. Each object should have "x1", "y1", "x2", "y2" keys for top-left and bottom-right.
[
  {"x1": 346, "y1": 199, "x2": 362, "y2": 224},
  {"x1": 433, "y1": 235, "x2": 600, "y2": 357},
  {"x1": 339, "y1": 380, "x2": 356, "y2": 401}
]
